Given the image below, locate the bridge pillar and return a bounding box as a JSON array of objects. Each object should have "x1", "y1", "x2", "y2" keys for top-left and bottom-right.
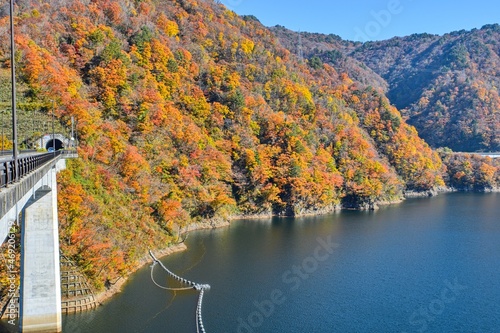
[{"x1": 20, "y1": 167, "x2": 62, "y2": 332}]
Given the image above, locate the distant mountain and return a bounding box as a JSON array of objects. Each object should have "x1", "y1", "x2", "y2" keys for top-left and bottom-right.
[
  {"x1": 0, "y1": 0, "x2": 497, "y2": 293},
  {"x1": 272, "y1": 26, "x2": 388, "y2": 92},
  {"x1": 273, "y1": 24, "x2": 500, "y2": 152}
]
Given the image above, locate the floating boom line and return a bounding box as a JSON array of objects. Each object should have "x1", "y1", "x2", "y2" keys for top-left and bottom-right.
[
  {"x1": 196, "y1": 289, "x2": 206, "y2": 333},
  {"x1": 149, "y1": 250, "x2": 210, "y2": 333},
  {"x1": 150, "y1": 266, "x2": 194, "y2": 291}
]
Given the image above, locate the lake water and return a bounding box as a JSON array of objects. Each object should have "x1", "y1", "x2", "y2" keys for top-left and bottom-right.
[{"x1": 5, "y1": 192, "x2": 500, "y2": 332}]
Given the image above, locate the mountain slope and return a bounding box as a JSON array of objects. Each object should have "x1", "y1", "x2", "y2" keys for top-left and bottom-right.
[
  {"x1": 352, "y1": 25, "x2": 500, "y2": 151},
  {"x1": 0, "y1": 0, "x2": 445, "y2": 289},
  {"x1": 271, "y1": 26, "x2": 388, "y2": 92},
  {"x1": 278, "y1": 25, "x2": 500, "y2": 151}
]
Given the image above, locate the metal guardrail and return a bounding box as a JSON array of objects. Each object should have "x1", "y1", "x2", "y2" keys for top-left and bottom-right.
[
  {"x1": 0, "y1": 149, "x2": 38, "y2": 157},
  {"x1": 0, "y1": 151, "x2": 62, "y2": 189}
]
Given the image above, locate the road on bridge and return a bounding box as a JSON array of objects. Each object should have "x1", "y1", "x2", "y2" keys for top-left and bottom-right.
[{"x1": 0, "y1": 151, "x2": 44, "y2": 163}]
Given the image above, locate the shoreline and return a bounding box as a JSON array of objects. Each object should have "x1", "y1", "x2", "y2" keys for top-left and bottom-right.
[
  {"x1": 89, "y1": 196, "x2": 403, "y2": 306},
  {"x1": 88, "y1": 192, "x2": 422, "y2": 306},
  {"x1": 91, "y1": 218, "x2": 238, "y2": 307},
  {"x1": 93, "y1": 243, "x2": 188, "y2": 306},
  {"x1": 88, "y1": 187, "x2": 498, "y2": 307}
]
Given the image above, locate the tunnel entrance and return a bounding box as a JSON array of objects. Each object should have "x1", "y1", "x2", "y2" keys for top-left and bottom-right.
[{"x1": 46, "y1": 139, "x2": 64, "y2": 151}]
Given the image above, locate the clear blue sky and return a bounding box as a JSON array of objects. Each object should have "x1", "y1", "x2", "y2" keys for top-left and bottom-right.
[{"x1": 219, "y1": 0, "x2": 500, "y2": 41}]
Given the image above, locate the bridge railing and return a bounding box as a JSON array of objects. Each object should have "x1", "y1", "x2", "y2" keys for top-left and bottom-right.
[
  {"x1": 0, "y1": 149, "x2": 38, "y2": 157},
  {"x1": 0, "y1": 151, "x2": 61, "y2": 189}
]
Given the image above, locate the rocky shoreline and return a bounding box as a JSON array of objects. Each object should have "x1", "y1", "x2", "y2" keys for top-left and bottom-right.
[
  {"x1": 90, "y1": 186, "x2": 499, "y2": 307},
  {"x1": 93, "y1": 243, "x2": 187, "y2": 306},
  {"x1": 404, "y1": 186, "x2": 454, "y2": 198},
  {"x1": 89, "y1": 192, "x2": 417, "y2": 306}
]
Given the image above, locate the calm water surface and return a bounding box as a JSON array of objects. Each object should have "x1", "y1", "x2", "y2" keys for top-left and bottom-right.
[{"x1": 7, "y1": 193, "x2": 500, "y2": 332}]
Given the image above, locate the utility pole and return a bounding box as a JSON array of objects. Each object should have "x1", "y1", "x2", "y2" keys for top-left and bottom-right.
[
  {"x1": 32, "y1": 109, "x2": 35, "y2": 148},
  {"x1": 52, "y1": 101, "x2": 55, "y2": 154},
  {"x1": 1, "y1": 110, "x2": 4, "y2": 152},
  {"x1": 10, "y1": 0, "x2": 18, "y2": 180},
  {"x1": 70, "y1": 116, "x2": 74, "y2": 149}
]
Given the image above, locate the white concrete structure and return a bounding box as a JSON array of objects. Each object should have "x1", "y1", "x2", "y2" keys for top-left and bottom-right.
[
  {"x1": 0, "y1": 157, "x2": 66, "y2": 332},
  {"x1": 20, "y1": 176, "x2": 62, "y2": 332},
  {"x1": 480, "y1": 153, "x2": 500, "y2": 159}
]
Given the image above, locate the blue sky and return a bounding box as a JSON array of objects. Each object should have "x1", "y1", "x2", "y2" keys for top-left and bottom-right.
[{"x1": 219, "y1": 0, "x2": 500, "y2": 41}]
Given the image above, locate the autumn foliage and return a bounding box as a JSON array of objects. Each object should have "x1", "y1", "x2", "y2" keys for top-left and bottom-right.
[{"x1": 0, "y1": 0, "x2": 492, "y2": 289}]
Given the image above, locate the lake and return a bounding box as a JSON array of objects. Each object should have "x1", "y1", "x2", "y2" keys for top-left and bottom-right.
[{"x1": 6, "y1": 192, "x2": 500, "y2": 332}]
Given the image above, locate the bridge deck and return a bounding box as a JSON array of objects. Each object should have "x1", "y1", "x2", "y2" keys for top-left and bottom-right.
[{"x1": 0, "y1": 154, "x2": 64, "y2": 245}]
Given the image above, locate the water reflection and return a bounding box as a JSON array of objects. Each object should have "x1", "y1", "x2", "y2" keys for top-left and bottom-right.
[{"x1": 2, "y1": 193, "x2": 499, "y2": 332}]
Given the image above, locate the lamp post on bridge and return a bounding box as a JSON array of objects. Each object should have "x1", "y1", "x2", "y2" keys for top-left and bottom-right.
[
  {"x1": 1, "y1": 109, "x2": 4, "y2": 152},
  {"x1": 70, "y1": 116, "x2": 74, "y2": 149},
  {"x1": 10, "y1": 0, "x2": 18, "y2": 180},
  {"x1": 52, "y1": 101, "x2": 55, "y2": 155}
]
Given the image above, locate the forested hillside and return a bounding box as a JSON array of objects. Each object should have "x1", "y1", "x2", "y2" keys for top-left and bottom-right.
[
  {"x1": 275, "y1": 25, "x2": 500, "y2": 152},
  {"x1": 271, "y1": 26, "x2": 388, "y2": 92},
  {"x1": 0, "y1": 0, "x2": 493, "y2": 291}
]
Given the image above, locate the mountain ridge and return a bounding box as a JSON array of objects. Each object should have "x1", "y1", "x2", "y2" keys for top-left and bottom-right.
[
  {"x1": 273, "y1": 23, "x2": 500, "y2": 152},
  {"x1": 0, "y1": 0, "x2": 497, "y2": 293}
]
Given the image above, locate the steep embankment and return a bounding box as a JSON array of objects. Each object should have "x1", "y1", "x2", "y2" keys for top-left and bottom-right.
[{"x1": 0, "y1": 0, "x2": 445, "y2": 291}]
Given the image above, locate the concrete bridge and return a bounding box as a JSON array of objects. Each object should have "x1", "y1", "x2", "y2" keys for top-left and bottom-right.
[
  {"x1": 1, "y1": 151, "x2": 73, "y2": 332},
  {"x1": 480, "y1": 152, "x2": 500, "y2": 159},
  {"x1": 455, "y1": 152, "x2": 500, "y2": 159}
]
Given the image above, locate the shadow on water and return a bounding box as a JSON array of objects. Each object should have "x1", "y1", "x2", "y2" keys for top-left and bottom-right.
[{"x1": 2, "y1": 192, "x2": 500, "y2": 332}]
